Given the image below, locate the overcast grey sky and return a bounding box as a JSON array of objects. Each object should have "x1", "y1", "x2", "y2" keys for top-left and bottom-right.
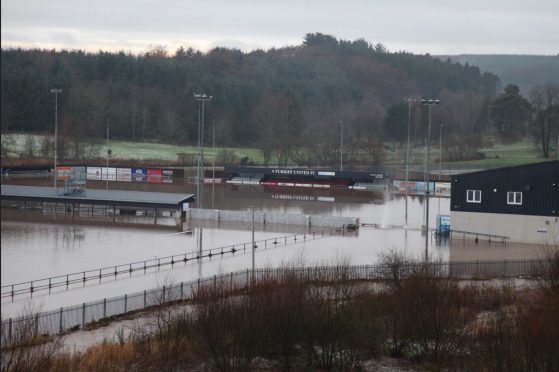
[{"x1": 2, "y1": 0, "x2": 558, "y2": 55}]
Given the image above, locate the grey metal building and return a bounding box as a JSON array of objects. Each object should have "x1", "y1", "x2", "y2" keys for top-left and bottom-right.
[{"x1": 450, "y1": 161, "x2": 558, "y2": 244}]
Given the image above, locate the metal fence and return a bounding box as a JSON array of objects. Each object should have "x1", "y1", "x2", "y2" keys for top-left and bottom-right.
[
  {"x1": 184, "y1": 208, "x2": 359, "y2": 227},
  {"x1": 0, "y1": 258, "x2": 547, "y2": 344},
  {"x1": 1, "y1": 226, "x2": 351, "y2": 300}
]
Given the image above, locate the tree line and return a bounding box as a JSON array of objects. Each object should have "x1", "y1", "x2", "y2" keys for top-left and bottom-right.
[{"x1": 1, "y1": 33, "x2": 557, "y2": 164}]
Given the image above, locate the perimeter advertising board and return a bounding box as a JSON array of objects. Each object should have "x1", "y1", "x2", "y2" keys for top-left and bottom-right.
[
  {"x1": 132, "y1": 168, "x2": 147, "y2": 182},
  {"x1": 116, "y1": 168, "x2": 132, "y2": 182},
  {"x1": 55, "y1": 166, "x2": 71, "y2": 181},
  {"x1": 147, "y1": 169, "x2": 163, "y2": 183},
  {"x1": 163, "y1": 170, "x2": 173, "y2": 183},
  {"x1": 86, "y1": 166, "x2": 102, "y2": 180},
  {"x1": 101, "y1": 167, "x2": 117, "y2": 181}
]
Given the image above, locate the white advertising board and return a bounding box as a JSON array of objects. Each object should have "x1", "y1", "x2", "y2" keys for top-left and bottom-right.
[{"x1": 86, "y1": 166, "x2": 102, "y2": 180}]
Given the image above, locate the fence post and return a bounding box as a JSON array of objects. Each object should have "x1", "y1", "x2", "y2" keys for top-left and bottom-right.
[
  {"x1": 8, "y1": 318, "x2": 12, "y2": 344},
  {"x1": 162, "y1": 286, "x2": 166, "y2": 303},
  {"x1": 180, "y1": 281, "x2": 184, "y2": 300},
  {"x1": 213, "y1": 275, "x2": 217, "y2": 290},
  {"x1": 124, "y1": 294, "x2": 128, "y2": 312},
  {"x1": 81, "y1": 303, "x2": 86, "y2": 328},
  {"x1": 34, "y1": 313, "x2": 39, "y2": 336},
  {"x1": 197, "y1": 278, "x2": 200, "y2": 292},
  {"x1": 59, "y1": 307, "x2": 63, "y2": 334},
  {"x1": 103, "y1": 298, "x2": 107, "y2": 318},
  {"x1": 143, "y1": 290, "x2": 147, "y2": 308},
  {"x1": 246, "y1": 269, "x2": 249, "y2": 287}
]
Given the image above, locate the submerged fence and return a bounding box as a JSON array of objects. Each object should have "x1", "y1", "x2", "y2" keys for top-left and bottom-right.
[
  {"x1": 185, "y1": 208, "x2": 359, "y2": 227},
  {"x1": 1, "y1": 226, "x2": 352, "y2": 301},
  {"x1": 0, "y1": 259, "x2": 547, "y2": 343}
]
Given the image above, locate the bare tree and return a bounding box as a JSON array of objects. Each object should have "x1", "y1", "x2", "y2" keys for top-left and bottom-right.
[
  {"x1": 530, "y1": 83, "x2": 559, "y2": 158},
  {"x1": 252, "y1": 93, "x2": 302, "y2": 166}
]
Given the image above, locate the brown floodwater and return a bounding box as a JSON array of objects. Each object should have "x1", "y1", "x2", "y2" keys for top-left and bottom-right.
[{"x1": 1, "y1": 174, "x2": 544, "y2": 316}]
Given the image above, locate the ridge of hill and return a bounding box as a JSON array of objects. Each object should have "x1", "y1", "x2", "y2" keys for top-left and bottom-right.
[{"x1": 436, "y1": 54, "x2": 559, "y2": 95}]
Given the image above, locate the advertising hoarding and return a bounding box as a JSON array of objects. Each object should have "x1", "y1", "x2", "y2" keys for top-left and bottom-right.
[
  {"x1": 55, "y1": 166, "x2": 71, "y2": 181},
  {"x1": 116, "y1": 168, "x2": 132, "y2": 182},
  {"x1": 86, "y1": 166, "x2": 102, "y2": 180},
  {"x1": 101, "y1": 167, "x2": 117, "y2": 181},
  {"x1": 147, "y1": 168, "x2": 163, "y2": 183},
  {"x1": 131, "y1": 168, "x2": 147, "y2": 182},
  {"x1": 162, "y1": 170, "x2": 173, "y2": 183}
]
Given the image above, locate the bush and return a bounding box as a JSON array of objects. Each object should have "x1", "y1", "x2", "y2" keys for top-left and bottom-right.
[
  {"x1": 215, "y1": 149, "x2": 238, "y2": 165},
  {"x1": 381, "y1": 263, "x2": 476, "y2": 361}
]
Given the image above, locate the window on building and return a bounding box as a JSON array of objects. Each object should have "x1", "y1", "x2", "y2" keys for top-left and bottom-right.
[
  {"x1": 507, "y1": 191, "x2": 522, "y2": 205},
  {"x1": 466, "y1": 189, "x2": 481, "y2": 203}
]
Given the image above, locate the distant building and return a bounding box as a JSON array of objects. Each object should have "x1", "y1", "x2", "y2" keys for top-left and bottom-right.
[{"x1": 450, "y1": 161, "x2": 558, "y2": 244}]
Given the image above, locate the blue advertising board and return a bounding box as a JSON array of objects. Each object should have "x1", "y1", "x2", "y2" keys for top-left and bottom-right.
[
  {"x1": 436, "y1": 214, "x2": 451, "y2": 235},
  {"x1": 131, "y1": 168, "x2": 147, "y2": 182}
]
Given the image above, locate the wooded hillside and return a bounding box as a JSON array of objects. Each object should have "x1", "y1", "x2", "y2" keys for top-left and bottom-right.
[{"x1": 1, "y1": 33, "x2": 500, "y2": 153}]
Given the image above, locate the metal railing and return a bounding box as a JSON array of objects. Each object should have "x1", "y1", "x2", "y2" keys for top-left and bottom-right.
[
  {"x1": 0, "y1": 259, "x2": 547, "y2": 343},
  {"x1": 1, "y1": 226, "x2": 351, "y2": 301},
  {"x1": 449, "y1": 229, "x2": 509, "y2": 244}
]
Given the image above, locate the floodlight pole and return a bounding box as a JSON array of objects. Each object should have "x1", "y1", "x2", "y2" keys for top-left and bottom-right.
[
  {"x1": 194, "y1": 93, "x2": 212, "y2": 209},
  {"x1": 439, "y1": 123, "x2": 443, "y2": 181},
  {"x1": 421, "y1": 98, "x2": 440, "y2": 260},
  {"x1": 405, "y1": 97, "x2": 416, "y2": 225},
  {"x1": 212, "y1": 121, "x2": 216, "y2": 209},
  {"x1": 438, "y1": 123, "x2": 443, "y2": 215},
  {"x1": 106, "y1": 119, "x2": 110, "y2": 190},
  {"x1": 339, "y1": 120, "x2": 344, "y2": 171},
  {"x1": 251, "y1": 205, "x2": 255, "y2": 279},
  {"x1": 51, "y1": 88, "x2": 62, "y2": 189}
]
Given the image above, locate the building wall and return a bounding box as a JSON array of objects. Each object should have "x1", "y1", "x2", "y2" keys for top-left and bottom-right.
[
  {"x1": 451, "y1": 161, "x2": 559, "y2": 217},
  {"x1": 451, "y1": 211, "x2": 558, "y2": 244}
]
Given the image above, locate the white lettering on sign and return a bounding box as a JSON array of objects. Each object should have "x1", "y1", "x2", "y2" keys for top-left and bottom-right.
[{"x1": 271, "y1": 169, "x2": 317, "y2": 176}]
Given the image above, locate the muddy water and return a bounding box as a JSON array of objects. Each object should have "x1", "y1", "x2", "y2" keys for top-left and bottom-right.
[{"x1": 0, "y1": 175, "x2": 544, "y2": 316}]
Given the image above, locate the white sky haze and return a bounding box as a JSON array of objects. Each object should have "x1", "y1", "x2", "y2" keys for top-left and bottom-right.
[{"x1": 1, "y1": 0, "x2": 558, "y2": 55}]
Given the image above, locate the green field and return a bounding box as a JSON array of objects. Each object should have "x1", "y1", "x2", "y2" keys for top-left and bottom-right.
[
  {"x1": 1, "y1": 133, "x2": 554, "y2": 167},
  {"x1": 1, "y1": 133, "x2": 267, "y2": 163}
]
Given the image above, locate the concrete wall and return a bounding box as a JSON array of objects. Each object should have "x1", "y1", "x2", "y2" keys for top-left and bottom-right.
[
  {"x1": 451, "y1": 211, "x2": 558, "y2": 244},
  {"x1": 184, "y1": 208, "x2": 358, "y2": 228}
]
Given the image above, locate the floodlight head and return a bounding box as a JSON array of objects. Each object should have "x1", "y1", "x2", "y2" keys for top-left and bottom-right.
[
  {"x1": 50, "y1": 88, "x2": 62, "y2": 94},
  {"x1": 421, "y1": 98, "x2": 440, "y2": 106},
  {"x1": 194, "y1": 93, "x2": 212, "y2": 100}
]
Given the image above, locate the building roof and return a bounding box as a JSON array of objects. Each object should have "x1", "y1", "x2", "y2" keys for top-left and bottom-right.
[
  {"x1": 224, "y1": 166, "x2": 386, "y2": 180},
  {"x1": 450, "y1": 160, "x2": 558, "y2": 179},
  {"x1": 1, "y1": 185, "x2": 195, "y2": 209}
]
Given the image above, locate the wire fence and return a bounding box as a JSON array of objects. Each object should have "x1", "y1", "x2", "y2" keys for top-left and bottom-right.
[
  {"x1": 0, "y1": 258, "x2": 547, "y2": 344},
  {"x1": 1, "y1": 226, "x2": 351, "y2": 300}
]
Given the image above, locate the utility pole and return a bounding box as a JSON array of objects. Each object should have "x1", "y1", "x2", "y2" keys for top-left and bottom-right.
[{"x1": 421, "y1": 98, "x2": 440, "y2": 260}]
